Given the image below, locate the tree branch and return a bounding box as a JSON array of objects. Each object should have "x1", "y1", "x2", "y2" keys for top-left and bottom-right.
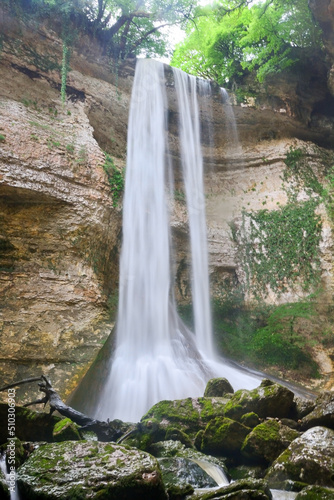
[{"x1": 2, "y1": 375, "x2": 126, "y2": 442}]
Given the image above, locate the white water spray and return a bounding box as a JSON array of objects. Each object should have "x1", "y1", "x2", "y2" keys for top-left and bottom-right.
[{"x1": 96, "y1": 59, "x2": 260, "y2": 423}]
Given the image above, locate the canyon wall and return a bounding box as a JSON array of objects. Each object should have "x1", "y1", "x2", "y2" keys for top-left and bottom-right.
[{"x1": 0, "y1": 5, "x2": 333, "y2": 402}]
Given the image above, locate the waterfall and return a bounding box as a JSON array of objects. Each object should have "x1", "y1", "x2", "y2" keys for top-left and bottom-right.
[
  {"x1": 95, "y1": 59, "x2": 260, "y2": 423},
  {"x1": 173, "y1": 68, "x2": 213, "y2": 356}
]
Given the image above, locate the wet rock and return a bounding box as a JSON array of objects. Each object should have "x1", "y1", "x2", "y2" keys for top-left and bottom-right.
[
  {"x1": 2, "y1": 438, "x2": 26, "y2": 468},
  {"x1": 187, "y1": 478, "x2": 272, "y2": 499},
  {"x1": 265, "y1": 426, "x2": 334, "y2": 488},
  {"x1": 204, "y1": 378, "x2": 234, "y2": 397},
  {"x1": 280, "y1": 418, "x2": 299, "y2": 430},
  {"x1": 241, "y1": 419, "x2": 300, "y2": 464},
  {"x1": 0, "y1": 404, "x2": 60, "y2": 444},
  {"x1": 149, "y1": 439, "x2": 229, "y2": 483},
  {"x1": 224, "y1": 381, "x2": 295, "y2": 421},
  {"x1": 52, "y1": 418, "x2": 81, "y2": 442},
  {"x1": 159, "y1": 456, "x2": 216, "y2": 491},
  {"x1": 300, "y1": 391, "x2": 334, "y2": 430},
  {"x1": 290, "y1": 396, "x2": 316, "y2": 420},
  {"x1": 200, "y1": 417, "x2": 251, "y2": 458},
  {"x1": 17, "y1": 440, "x2": 167, "y2": 499},
  {"x1": 241, "y1": 413, "x2": 261, "y2": 428},
  {"x1": 165, "y1": 427, "x2": 193, "y2": 448},
  {"x1": 295, "y1": 485, "x2": 334, "y2": 499}
]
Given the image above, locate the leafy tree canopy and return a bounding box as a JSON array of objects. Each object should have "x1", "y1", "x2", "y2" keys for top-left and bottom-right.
[
  {"x1": 171, "y1": 0, "x2": 323, "y2": 85},
  {"x1": 3, "y1": 0, "x2": 198, "y2": 59}
]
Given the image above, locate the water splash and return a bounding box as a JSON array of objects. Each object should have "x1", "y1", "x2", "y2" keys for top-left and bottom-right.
[{"x1": 95, "y1": 59, "x2": 260, "y2": 423}]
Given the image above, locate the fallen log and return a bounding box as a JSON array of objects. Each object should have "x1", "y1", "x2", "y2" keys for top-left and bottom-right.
[{"x1": 0, "y1": 375, "x2": 128, "y2": 442}]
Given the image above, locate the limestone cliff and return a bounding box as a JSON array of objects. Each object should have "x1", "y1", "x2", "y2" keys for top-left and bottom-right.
[
  {"x1": 0, "y1": 7, "x2": 133, "y2": 400},
  {"x1": 0, "y1": 5, "x2": 333, "y2": 401}
]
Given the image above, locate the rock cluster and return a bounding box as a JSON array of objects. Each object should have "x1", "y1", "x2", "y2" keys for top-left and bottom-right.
[{"x1": 0, "y1": 378, "x2": 333, "y2": 499}]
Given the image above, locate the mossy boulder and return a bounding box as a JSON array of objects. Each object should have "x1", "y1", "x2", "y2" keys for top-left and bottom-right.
[
  {"x1": 223, "y1": 380, "x2": 295, "y2": 421},
  {"x1": 265, "y1": 426, "x2": 334, "y2": 489},
  {"x1": 240, "y1": 412, "x2": 260, "y2": 428},
  {"x1": 204, "y1": 378, "x2": 234, "y2": 397},
  {"x1": 295, "y1": 485, "x2": 334, "y2": 499},
  {"x1": 300, "y1": 391, "x2": 334, "y2": 431},
  {"x1": 200, "y1": 417, "x2": 251, "y2": 458},
  {"x1": 136, "y1": 396, "x2": 229, "y2": 448},
  {"x1": 187, "y1": 478, "x2": 272, "y2": 499},
  {"x1": 241, "y1": 419, "x2": 300, "y2": 464},
  {"x1": 165, "y1": 427, "x2": 193, "y2": 448},
  {"x1": 52, "y1": 418, "x2": 81, "y2": 442},
  {"x1": 0, "y1": 404, "x2": 61, "y2": 444},
  {"x1": 17, "y1": 440, "x2": 167, "y2": 499}
]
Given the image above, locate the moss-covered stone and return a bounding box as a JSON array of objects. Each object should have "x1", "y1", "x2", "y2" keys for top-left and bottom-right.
[
  {"x1": 149, "y1": 439, "x2": 228, "y2": 481},
  {"x1": 200, "y1": 417, "x2": 251, "y2": 458},
  {"x1": 0, "y1": 404, "x2": 61, "y2": 445},
  {"x1": 241, "y1": 419, "x2": 300, "y2": 464},
  {"x1": 159, "y1": 456, "x2": 216, "y2": 490},
  {"x1": 137, "y1": 396, "x2": 228, "y2": 447},
  {"x1": 52, "y1": 418, "x2": 81, "y2": 442},
  {"x1": 228, "y1": 464, "x2": 264, "y2": 481},
  {"x1": 165, "y1": 428, "x2": 193, "y2": 448},
  {"x1": 265, "y1": 426, "x2": 334, "y2": 488},
  {"x1": 223, "y1": 381, "x2": 295, "y2": 421},
  {"x1": 295, "y1": 485, "x2": 334, "y2": 499},
  {"x1": 187, "y1": 478, "x2": 272, "y2": 499},
  {"x1": 240, "y1": 412, "x2": 260, "y2": 428},
  {"x1": 204, "y1": 378, "x2": 234, "y2": 397},
  {"x1": 17, "y1": 440, "x2": 168, "y2": 499}
]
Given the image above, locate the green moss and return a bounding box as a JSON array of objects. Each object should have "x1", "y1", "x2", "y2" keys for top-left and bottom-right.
[
  {"x1": 167, "y1": 484, "x2": 194, "y2": 499},
  {"x1": 142, "y1": 399, "x2": 200, "y2": 427},
  {"x1": 240, "y1": 412, "x2": 260, "y2": 428},
  {"x1": 165, "y1": 428, "x2": 193, "y2": 448},
  {"x1": 248, "y1": 420, "x2": 280, "y2": 442},
  {"x1": 103, "y1": 153, "x2": 125, "y2": 207},
  {"x1": 53, "y1": 418, "x2": 81, "y2": 442}
]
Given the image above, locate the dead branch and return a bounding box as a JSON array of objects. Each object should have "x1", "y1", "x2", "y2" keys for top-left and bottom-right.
[{"x1": 1, "y1": 375, "x2": 125, "y2": 442}]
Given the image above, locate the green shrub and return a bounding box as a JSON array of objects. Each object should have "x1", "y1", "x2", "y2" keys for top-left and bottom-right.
[{"x1": 103, "y1": 154, "x2": 125, "y2": 207}]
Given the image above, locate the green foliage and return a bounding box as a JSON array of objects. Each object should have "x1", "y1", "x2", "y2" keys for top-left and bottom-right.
[
  {"x1": 282, "y1": 145, "x2": 334, "y2": 222},
  {"x1": 0, "y1": 134, "x2": 6, "y2": 142},
  {"x1": 6, "y1": 0, "x2": 198, "y2": 61},
  {"x1": 249, "y1": 302, "x2": 318, "y2": 374},
  {"x1": 212, "y1": 291, "x2": 319, "y2": 378},
  {"x1": 236, "y1": 201, "x2": 322, "y2": 297},
  {"x1": 103, "y1": 153, "x2": 125, "y2": 207},
  {"x1": 282, "y1": 146, "x2": 326, "y2": 201},
  {"x1": 61, "y1": 42, "x2": 69, "y2": 105},
  {"x1": 172, "y1": 0, "x2": 323, "y2": 84}
]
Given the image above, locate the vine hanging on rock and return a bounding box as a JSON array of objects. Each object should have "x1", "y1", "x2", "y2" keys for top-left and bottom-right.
[{"x1": 234, "y1": 200, "x2": 322, "y2": 298}]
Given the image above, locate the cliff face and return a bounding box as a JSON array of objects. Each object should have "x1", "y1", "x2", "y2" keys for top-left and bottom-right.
[
  {"x1": 309, "y1": 0, "x2": 334, "y2": 94},
  {"x1": 0, "y1": 8, "x2": 134, "y2": 399},
  {"x1": 0, "y1": 7, "x2": 333, "y2": 400}
]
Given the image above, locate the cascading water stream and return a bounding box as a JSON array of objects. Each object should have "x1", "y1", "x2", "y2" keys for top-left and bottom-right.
[
  {"x1": 95, "y1": 59, "x2": 260, "y2": 423},
  {"x1": 173, "y1": 68, "x2": 213, "y2": 357}
]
